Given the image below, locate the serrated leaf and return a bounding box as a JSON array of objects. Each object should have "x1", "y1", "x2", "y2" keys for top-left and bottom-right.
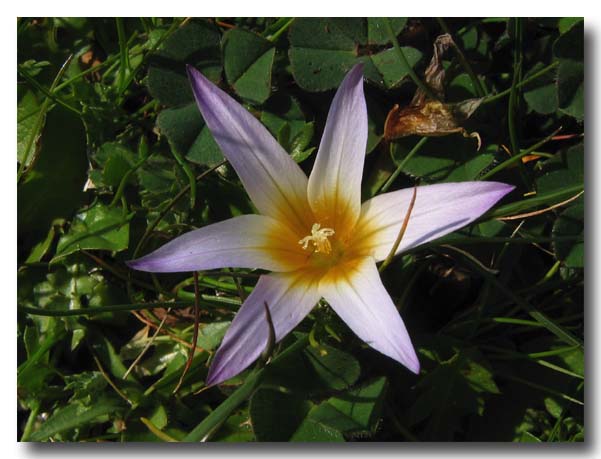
[
  {"x1": 29, "y1": 396, "x2": 124, "y2": 441},
  {"x1": 222, "y1": 28, "x2": 275, "y2": 104},
  {"x1": 94, "y1": 142, "x2": 136, "y2": 188}
]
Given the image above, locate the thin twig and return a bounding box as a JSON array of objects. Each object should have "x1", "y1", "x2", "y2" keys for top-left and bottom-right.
[
  {"x1": 173, "y1": 272, "x2": 202, "y2": 394},
  {"x1": 379, "y1": 184, "x2": 418, "y2": 273},
  {"x1": 132, "y1": 160, "x2": 227, "y2": 259},
  {"x1": 497, "y1": 191, "x2": 584, "y2": 221},
  {"x1": 380, "y1": 137, "x2": 428, "y2": 194},
  {"x1": 259, "y1": 302, "x2": 277, "y2": 364},
  {"x1": 140, "y1": 417, "x2": 179, "y2": 442},
  {"x1": 91, "y1": 353, "x2": 133, "y2": 406},
  {"x1": 436, "y1": 18, "x2": 486, "y2": 97},
  {"x1": 17, "y1": 54, "x2": 75, "y2": 182},
  {"x1": 123, "y1": 309, "x2": 171, "y2": 380},
  {"x1": 479, "y1": 126, "x2": 562, "y2": 181}
]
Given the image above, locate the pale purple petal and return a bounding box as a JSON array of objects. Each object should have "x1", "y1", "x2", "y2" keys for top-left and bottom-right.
[
  {"x1": 307, "y1": 64, "x2": 367, "y2": 234},
  {"x1": 353, "y1": 181, "x2": 514, "y2": 261},
  {"x1": 320, "y1": 257, "x2": 419, "y2": 373},
  {"x1": 207, "y1": 272, "x2": 321, "y2": 386},
  {"x1": 127, "y1": 215, "x2": 305, "y2": 273},
  {"x1": 187, "y1": 66, "x2": 312, "y2": 232}
]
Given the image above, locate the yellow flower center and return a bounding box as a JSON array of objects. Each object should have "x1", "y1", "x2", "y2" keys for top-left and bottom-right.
[{"x1": 298, "y1": 223, "x2": 336, "y2": 254}]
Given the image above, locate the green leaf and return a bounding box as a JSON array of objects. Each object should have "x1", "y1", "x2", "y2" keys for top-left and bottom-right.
[
  {"x1": 156, "y1": 102, "x2": 224, "y2": 167},
  {"x1": 196, "y1": 321, "x2": 231, "y2": 351},
  {"x1": 17, "y1": 89, "x2": 41, "y2": 167},
  {"x1": 523, "y1": 62, "x2": 559, "y2": 114},
  {"x1": 304, "y1": 343, "x2": 361, "y2": 391},
  {"x1": 553, "y1": 20, "x2": 584, "y2": 120},
  {"x1": 408, "y1": 338, "x2": 500, "y2": 441},
  {"x1": 324, "y1": 377, "x2": 388, "y2": 433},
  {"x1": 366, "y1": 18, "x2": 408, "y2": 45},
  {"x1": 369, "y1": 47, "x2": 423, "y2": 89},
  {"x1": 18, "y1": 106, "x2": 88, "y2": 244},
  {"x1": 536, "y1": 143, "x2": 584, "y2": 196},
  {"x1": 391, "y1": 137, "x2": 494, "y2": 183},
  {"x1": 147, "y1": 20, "x2": 222, "y2": 107},
  {"x1": 222, "y1": 28, "x2": 275, "y2": 104},
  {"x1": 556, "y1": 60, "x2": 584, "y2": 120},
  {"x1": 249, "y1": 377, "x2": 388, "y2": 441},
  {"x1": 249, "y1": 389, "x2": 312, "y2": 441},
  {"x1": 289, "y1": 18, "x2": 422, "y2": 91},
  {"x1": 93, "y1": 142, "x2": 136, "y2": 188},
  {"x1": 553, "y1": 20, "x2": 584, "y2": 61},
  {"x1": 25, "y1": 221, "x2": 59, "y2": 263},
  {"x1": 53, "y1": 204, "x2": 133, "y2": 260},
  {"x1": 558, "y1": 17, "x2": 583, "y2": 35},
  {"x1": 260, "y1": 337, "x2": 360, "y2": 396},
  {"x1": 552, "y1": 203, "x2": 584, "y2": 268},
  {"x1": 29, "y1": 395, "x2": 124, "y2": 441}
]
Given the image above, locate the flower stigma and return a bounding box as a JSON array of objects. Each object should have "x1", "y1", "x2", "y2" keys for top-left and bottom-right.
[{"x1": 298, "y1": 223, "x2": 336, "y2": 254}]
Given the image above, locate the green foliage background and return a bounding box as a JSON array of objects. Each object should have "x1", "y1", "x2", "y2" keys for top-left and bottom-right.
[{"x1": 17, "y1": 17, "x2": 584, "y2": 442}]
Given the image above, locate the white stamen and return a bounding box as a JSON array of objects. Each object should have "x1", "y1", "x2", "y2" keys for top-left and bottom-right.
[{"x1": 298, "y1": 223, "x2": 335, "y2": 254}]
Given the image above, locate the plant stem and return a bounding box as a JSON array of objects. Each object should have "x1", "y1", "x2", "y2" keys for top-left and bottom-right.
[
  {"x1": 17, "y1": 54, "x2": 75, "y2": 182},
  {"x1": 116, "y1": 18, "x2": 130, "y2": 94},
  {"x1": 379, "y1": 184, "x2": 417, "y2": 273},
  {"x1": 507, "y1": 18, "x2": 530, "y2": 189},
  {"x1": 442, "y1": 245, "x2": 583, "y2": 349},
  {"x1": 266, "y1": 17, "x2": 295, "y2": 42},
  {"x1": 482, "y1": 61, "x2": 559, "y2": 105},
  {"x1": 183, "y1": 335, "x2": 309, "y2": 442},
  {"x1": 20, "y1": 403, "x2": 40, "y2": 442},
  {"x1": 383, "y1": 18, "x2": 437, "y2": 100},
  {"x1": 132, "y1": 160, "x2": 227, "y2": 259},
  {"x1": 380, "y1": 137, "x2": 428, "y2": 193},
  {"x1": 436, "y1": 18, "x2": 486, "y2": 97},
  {"x1": 478, "y1": 126, "x2": 562, "y2": 180}
]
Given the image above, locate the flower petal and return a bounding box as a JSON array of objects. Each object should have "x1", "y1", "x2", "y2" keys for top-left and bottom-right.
[
  {"x1": 320, "y1": 257, "x2": 419, "y2": 373},
  {"x1": 353, "y1": 181, "x2": 514, "y2": 261},
  {"x1": 307, "y1": 64, "x2": 367, "y2": 237},
  {"x1": 187, "y1": 66, "x2": 313, "y2": 233},
  {"x1": 127, "y1": 215, "x2": 307, "y2": 273},
  {"x1": 207, "y1": 271, "x2": 321, "y2": 386}
]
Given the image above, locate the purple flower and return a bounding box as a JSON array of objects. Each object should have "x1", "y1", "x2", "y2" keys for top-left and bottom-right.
[{"x1": 128, "y1": 64, "x2": 513, "y2": 386}]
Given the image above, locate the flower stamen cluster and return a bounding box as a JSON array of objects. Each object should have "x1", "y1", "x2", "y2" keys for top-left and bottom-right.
[{"x1": 298, "y1": 223, "x2": 335, "y2": 254}]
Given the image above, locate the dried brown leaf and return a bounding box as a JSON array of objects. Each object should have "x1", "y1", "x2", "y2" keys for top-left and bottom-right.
[{"x1": 384, "y1": 34, "x2": 482, "y2": 149}]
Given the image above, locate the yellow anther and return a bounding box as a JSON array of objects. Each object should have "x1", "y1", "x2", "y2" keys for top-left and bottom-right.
[{"x1": 298, "y1": 223, "x2": 335, "y2": 254}]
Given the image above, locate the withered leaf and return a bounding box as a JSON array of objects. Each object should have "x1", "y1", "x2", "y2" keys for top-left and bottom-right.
[{"x1": 384, "y1": 34, "x2": 482, "y2": 149}]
